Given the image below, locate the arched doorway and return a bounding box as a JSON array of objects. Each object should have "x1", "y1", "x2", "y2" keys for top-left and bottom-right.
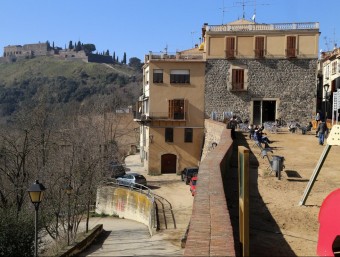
[{"x1": 161, "y1": 154, "x2": 177, "y2": 174}]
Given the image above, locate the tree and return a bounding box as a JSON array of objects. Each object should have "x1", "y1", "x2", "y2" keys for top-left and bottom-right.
[
  {"x1": 129, "y1": 57, "x2": 142, "y2": 70},
  {"x1": 112, "y1": 52, "x2": 116, "y2": 63},
  {"x1": 122, "y1": 52, "x2": 127, "y2": 64},
  {"x1": 75, "y1": 41, "x2": 82, "y2": 52},
  {"x1": 68, "y1": 41, "x2": 73, "y2": 50},
  {"x1": 82, "y1": 44, "x2": 96, "y2": 55},
  {"x1": 105, "y1": 50, "x2": 110, "y2": 56}
]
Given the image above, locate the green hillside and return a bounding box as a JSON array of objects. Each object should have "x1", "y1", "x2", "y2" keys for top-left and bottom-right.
[{"x1": 0, "y1": 56, "x2": 142, "y2": 115}]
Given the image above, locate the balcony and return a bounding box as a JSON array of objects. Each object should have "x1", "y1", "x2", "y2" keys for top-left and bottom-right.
[
  {"x1": 133, "y1": 112, "x2": 151, "y2": 123},
  {"x1": 156, "y1": 112, "x2": 186, "y2": 120},
  {"x1": 206, "y1": 22, "x2": 319, "y2": 32},
  {"x1": 144, "y1": 52, "x2": 204, "y2": 63}
]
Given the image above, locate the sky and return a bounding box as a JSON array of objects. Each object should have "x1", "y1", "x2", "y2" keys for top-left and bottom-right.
[{"x1": 1, "y1": 0, "x2": 339, "y2": 61}]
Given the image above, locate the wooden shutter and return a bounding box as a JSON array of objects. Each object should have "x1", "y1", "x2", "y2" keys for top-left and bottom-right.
[
  {"x1": 168, "y1": 100, "x2": 174, "y2": 119},
  {"x1": 255, "y1": 37, "x2": 264, "y2": 58},
  {"x1": 232, "y1": 69, "x2": 244, "y2": 90},
  {"x1": 226, "y1": 37, "x2": 235, "y2": 59},
  {"x1": 287, "y1": 36, "x2": 296, "y2": 58}
]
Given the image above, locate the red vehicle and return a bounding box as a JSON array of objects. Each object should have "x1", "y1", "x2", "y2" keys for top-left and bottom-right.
[{"x1": 190, "y1": 176, "x2": 198, "y2": 196}]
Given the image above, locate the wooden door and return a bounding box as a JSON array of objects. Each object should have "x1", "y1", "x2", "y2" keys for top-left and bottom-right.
[{"x1": 161, "y1": 154, "x2": 177, "y2": 174}]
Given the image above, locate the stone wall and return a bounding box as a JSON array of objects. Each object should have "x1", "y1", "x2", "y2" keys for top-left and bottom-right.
[{"x1": 205, "y1": 59, "x2": 318, "y2": 124}]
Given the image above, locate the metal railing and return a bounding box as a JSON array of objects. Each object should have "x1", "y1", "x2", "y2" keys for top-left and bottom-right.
[
  {"x1": 207, "y1": 22, "x2": 319, "y2": 32},
  {"x1": 145, "y1": 52, "x2": 204, "y2": 62}
]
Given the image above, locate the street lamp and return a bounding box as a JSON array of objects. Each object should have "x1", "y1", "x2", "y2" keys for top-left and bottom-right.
[
  {"x1": 324, "y1": 84, "x2": 330, "y2": 120},
  {"x1": 65, "y1": 184, "x2": 73, "y2": 246},
  {"x1": 27, "y1": 180, "x2": 46, "y2": 257}
]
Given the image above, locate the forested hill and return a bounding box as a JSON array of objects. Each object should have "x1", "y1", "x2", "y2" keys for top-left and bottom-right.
[{"x1": 0, "y1": 56, "x2": 142, "y2": 116}]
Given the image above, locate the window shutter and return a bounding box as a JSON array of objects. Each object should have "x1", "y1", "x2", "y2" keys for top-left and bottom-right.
[
  {"x1": 226, "y1": 37, "x2": 235, "y2": 58},
  {"x1": 168, "y1": 100, "x2": 173, "y2": 119},
  {"x1": 255, "y1": 37, "x2": 264, "y2": 58},
  {"x1": 232, "y1": 69, "x2": 244, "y2": 90},
  {"x1": 287, "y1": 36, "x2": 296, "y2": 58}
]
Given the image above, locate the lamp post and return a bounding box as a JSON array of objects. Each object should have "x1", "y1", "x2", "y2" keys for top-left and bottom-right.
[
  {"x1": 324, "y1": 84, "x2": 330, "y2": 121},
  {"x1": 65, "y1": 184, "x2": 73, "y2": 246},
  {"x1": 27, "y1": 180, "x2": 46, "y2": 257}
]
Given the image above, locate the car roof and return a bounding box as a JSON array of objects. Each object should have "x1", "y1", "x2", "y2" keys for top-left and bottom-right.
[{"x1": 126, "y1": 172, "x2": 142, "y2": 176}]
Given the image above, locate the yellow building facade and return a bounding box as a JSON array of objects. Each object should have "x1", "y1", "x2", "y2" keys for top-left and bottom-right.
[{"x1": 135, "y1": 52, "x2": 205, "y2": 175}]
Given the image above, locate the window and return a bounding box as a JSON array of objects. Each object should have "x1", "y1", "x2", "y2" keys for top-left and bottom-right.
[
  {"x1": 184, "y1": 128, "x2": 193, "y2": 143},
  {"x1": 286, "y1": 36, "x2": 297, "y2": 58},
  {"x1": 144, "y1": 70, "x2": 149, "y2": 85},
  {"x1": 168, "y1": 99, "x2": 185, "y2": 120},
  {"x1": 165, "y1": 128, "x2": 173, "y2": 142},
  {"x1": 332, "y1": 61, "x2": 337, "y2": 75},
  {"x1": 232, "y1": 69, "x2": 244, "y2": 90},
  {"x1": 226, "y1": 37, "x2": 235, "y2": 59},
  {"x1": 170, "y1": 70, "x2": 190, "y2": 84},
  {"x1": 255, "y1": 37, "x2": 265, "y2": 58},
  {"x1": 153, "y1": 69, "x2": 163, "y2": 83}
]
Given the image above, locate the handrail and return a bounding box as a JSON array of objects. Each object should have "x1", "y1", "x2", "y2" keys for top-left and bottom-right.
[
  {"x1": 153, "y1": 193, "x2": 177, "y2": 229},
  {"x1": 207, "y1": 22, "x2": 319, "y2": 32}
]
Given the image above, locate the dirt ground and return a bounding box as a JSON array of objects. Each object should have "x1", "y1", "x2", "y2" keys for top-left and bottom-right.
[
  {"x1": 121, "y1": 126, "x2": 340, "y2": 256},
  {"x1": 237, "y1": 126, "x2": 340, "y2": 256}
]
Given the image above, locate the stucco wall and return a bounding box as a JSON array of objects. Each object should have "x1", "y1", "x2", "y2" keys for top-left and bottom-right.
[
  {"x1": 205, "y1": 59, "x2": 318, "y2": 124},
  {"x1": 95, "y1": 186, "x2": 156, "y2": 235}
]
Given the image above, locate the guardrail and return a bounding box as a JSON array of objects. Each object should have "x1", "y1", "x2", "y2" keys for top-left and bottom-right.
[
  {"x1": 207, "y1": 22, "x2": 319, "y2": 32},
  {"x1": 145, "y1": 52, "x2": 204, "y2": 62}
]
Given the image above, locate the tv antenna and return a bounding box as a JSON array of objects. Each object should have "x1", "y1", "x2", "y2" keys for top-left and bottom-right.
[
  {"x1": 219, "y1": 0, "x2": 238, "y2": 24},
  {"x1": 324, "y1": 36, "x2": 330, "y2": 51},
  {"x1": 191, "y1": 31, "x2": 197, "y2": 48},
  {"x1": 219, "y1": 0, "x2": 228, "y2": 24},
  {"x1": 234, "y1": 0, "x2": 269, "y2": 21}
]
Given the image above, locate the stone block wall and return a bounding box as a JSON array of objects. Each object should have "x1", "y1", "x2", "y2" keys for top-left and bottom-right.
[{"x1": 205, "y1": 59, "x2": 318, "y2": 124}]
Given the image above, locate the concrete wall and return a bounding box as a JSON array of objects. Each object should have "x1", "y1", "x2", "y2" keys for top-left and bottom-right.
[
  {"x1": 184, "y1": 119, "x2": 236, "y2": 256},
  {"x1": 95, "y1": 186, "x2": 156, "y2": 235}
]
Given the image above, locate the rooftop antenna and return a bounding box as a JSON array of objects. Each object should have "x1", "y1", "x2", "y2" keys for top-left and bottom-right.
[
  {"x1": 252, "y1": 0, "x2": 256, "y2": 22},
  {"x1": 219, "y1": 0, "x2": 228, "y2": 24},
  {"x1": 332, "y1": 27, "x2": 338, "y2": 49},
  {"x1": 324, "y1": 36, "x2": 330, "y2": 51},
  {"x1": 234, "y1": 0, "x2": 269, "y2": 21},
  {"x1": 191, "y1": 31, "x2": 197, "y2": 48}
]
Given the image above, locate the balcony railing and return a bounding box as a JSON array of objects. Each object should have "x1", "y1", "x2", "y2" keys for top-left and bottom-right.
[
  {"x1": 206, "y1": 22, "x2": 319, "y2": 32},
  {"x1": 145, "y1": 52, "x2": 204, "y2": 62},
  {"x1": 134, "y1": 112, "x2": 187, "y2": 121}
]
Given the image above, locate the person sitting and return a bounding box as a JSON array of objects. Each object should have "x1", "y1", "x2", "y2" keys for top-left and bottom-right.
[
  {"x1": 301, "y1": 122, "x2": 313, "y2": 135},
  {"x1": 254, "y1": 127, "x2": 272, "y2": 148}
]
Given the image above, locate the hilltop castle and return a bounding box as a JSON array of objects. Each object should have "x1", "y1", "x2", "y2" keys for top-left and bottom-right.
[{"x1": 1, "y1": 42, "x2": 113, "y2": 64}]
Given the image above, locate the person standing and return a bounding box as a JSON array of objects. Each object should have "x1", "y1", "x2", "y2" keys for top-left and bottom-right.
[
  {"x1": 316, "y1": 120, "x2": 329, "y2": 145},
  {"x1": 227, "y1": 115, "x2": 238, "y2": 140}
]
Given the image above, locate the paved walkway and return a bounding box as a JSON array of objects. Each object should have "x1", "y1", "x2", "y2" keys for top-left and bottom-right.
[
  {"x1": 78, "y1": 217, "x2": 183, "y2": 256},
  {"x1": 79, "y1": 154, "x2": 192, "y2": 256}
]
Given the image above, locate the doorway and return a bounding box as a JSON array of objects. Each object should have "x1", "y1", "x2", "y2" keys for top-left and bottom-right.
[
  {"x1": 161, "y1": 154, "x2": 177, "y2": 174},
  {"x1": 253, "y1": 100, "x2": 276, "y2": 125}
]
